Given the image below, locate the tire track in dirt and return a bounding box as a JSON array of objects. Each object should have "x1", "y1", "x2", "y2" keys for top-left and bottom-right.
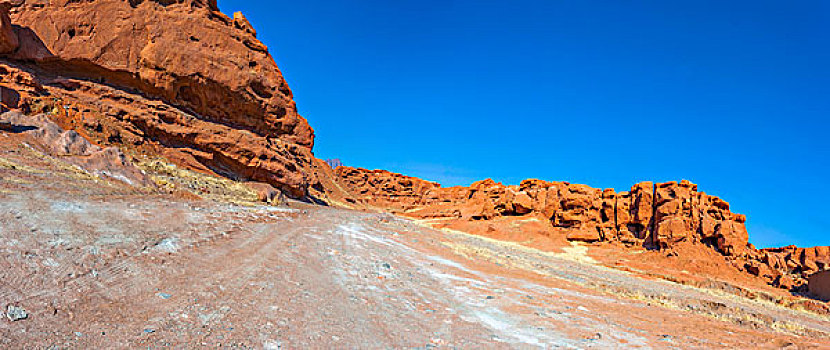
[{"x1": 2, "y1": 188, "x2": 829, "y2": 348}]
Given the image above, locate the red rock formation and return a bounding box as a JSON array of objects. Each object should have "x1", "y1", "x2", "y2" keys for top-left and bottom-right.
[
  {"x1": 757, "y1": 245, "x2": 830, "y2": 289},
  {"x1": 334, "y1": 166, "x2": 829, "y2": 292},
  {"x1": 0, "y1": 1, "x2": 22, "y2": 54},
  {"x1": 809, "y1": 271, "x2": 830, "y2": 300},
  {"x1": 612, "y1": 182, "x2": 654, "y2": 243},
  {"x1": 337, "y1": 167, "x2": 440, "y2": 208},
  {"x1": 0, "y1": 110, "x2": 154, "y2": 187},
  {"x1": 650, "y1": 180, "x2": 750, "y2": 257},
  {"x1": 0, "y1": 0, "x2": 343, "y2": 199},
  {"x1": 10, "y1": 0, "x2": 312, "y2": 146}
]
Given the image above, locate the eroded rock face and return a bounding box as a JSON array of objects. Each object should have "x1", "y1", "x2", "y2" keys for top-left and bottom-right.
[
  {"x1": 809, "y1": 271, "x2": 830, "y2": 300},
  {"x1": 613, "y1": 182, "x2": 654, "y2": 243},
  {"x1": 339, "y1": 168, "x2": 751, "y2": 255},
  {"x1": 0, "y1": 0, "x2": 339, "y2": 199},
  {"x1": 10, "y1": 0, "x2": 312, "y2": 147},
  {"x1": 758, "y1": 245, "x2": 830, "y2": 289},
  {"x1": 336, "y1": 167, "x2": 441, "y2": 207},
  {"x1": 0, "y1": 1, "x2": 22, "y2": 54},
  {"x1": 0, "y1": 110, "x2": 154, "y2": 187},
  {"x1": 334, "y1": 166, "x2": 829, "y2": 292},
  {"x1": 650, "y1": 180, "x2": 749, "y2": 257}
]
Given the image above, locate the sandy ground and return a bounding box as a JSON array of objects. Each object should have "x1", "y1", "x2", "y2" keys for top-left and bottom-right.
[
  {"x1": 1, "y1": 137, "x2": 830, "y2": 349},
  {"x1": 0, "y1": 191, "x2": 829, "y2": 349}
]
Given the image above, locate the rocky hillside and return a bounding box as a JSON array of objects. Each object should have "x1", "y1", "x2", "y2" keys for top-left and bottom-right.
[
  {"x1": 0, "y1": 0, "x2": 339, "y2": 199},
  {"x1": 336, "y1": 166, "x2": 830, "y2": 294}
]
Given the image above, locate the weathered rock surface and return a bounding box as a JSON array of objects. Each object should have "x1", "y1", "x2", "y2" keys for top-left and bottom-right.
[
  {"x1": 760, "y1": 245, "x2": 830, "y2": 290},
  {"x1": 10, "y1": 0, "x2": 312, "y2": 146},
  {"x1": 0, "y1": 110, "x2": 154, "y2": 187},
  {"x1": 0, "y1": 0, "x2": 339, "y2": 199},
  {"x1": 249, "y1": 182, "x2": 284, "y2": 205},
  {"x1": 336, "y1": 167, "x2": 441, "y2": 207},
  {"x1": 335, "y1": 166, "x2": 829, "y2": 292},
  {"x1": 0, "y1": 1, "x2": 22, "y2": 54},
  {"x1": 809, "y1": 271, "x2": 830, "y2": 300}
]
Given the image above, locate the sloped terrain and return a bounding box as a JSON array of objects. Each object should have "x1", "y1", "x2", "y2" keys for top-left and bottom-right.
[
  {"x1": 0, "y1": 0, "x2": 828, "y2": 348},
  {"x1": 1, "y1": 145, "x2": 830, "y2": 348},
  {"x1": 335, "y1": 166, "x2": 830, "y2": 298}
]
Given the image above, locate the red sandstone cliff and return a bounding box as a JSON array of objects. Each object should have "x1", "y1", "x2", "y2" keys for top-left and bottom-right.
[
  {"x1": 0, "y1": 0, "x2": 333, "y2": 198},
  {"x1": 11, "y1": 0, "x2": 312, "y2": 146}
]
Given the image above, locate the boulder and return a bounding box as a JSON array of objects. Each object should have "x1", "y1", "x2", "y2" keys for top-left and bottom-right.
[
  {"x1": 249, "y1": 182, "x2": 284, "y2": 205},
  {"x1": 566, "y1": 228, "x2": 602, "y2": 243},
  {"x1": 808, "y1": 271, "x2": 830, "y2": 300},
  {"x1": 511, "y1": 191, "x2": 534, "y2": 214}
]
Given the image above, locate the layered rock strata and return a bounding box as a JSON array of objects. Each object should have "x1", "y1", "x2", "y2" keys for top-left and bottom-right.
[{"x1": 0, "y1": 0, "x2": 331, "y2": 198}]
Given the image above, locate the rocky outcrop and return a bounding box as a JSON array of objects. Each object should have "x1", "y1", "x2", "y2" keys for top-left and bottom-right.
[
  {"x1": 0, "y1": 0, "x2": 337, "y2": 198},
  {"x1": 337, "y1": 167, "x2": 441, "y2": 207},
  {"x1": 9, "y1": 0, "x2": 312, "y2": 146},
  {"x1": 338, "y1": 167, "x2": 748, "y2": 255},
  {"x1": 650, "y1": 181, "x2": 750, "y2": 257},
  {"x1": 756, "y1": 245, "x2": 830, "y2": 289},
  {"x1": 335, "y1": 166, "x2": 829, "y2": 292},
  {"x1": 0, "y1": 1, "x2": 22, "y2": 54},
  {"x1": 809, "y1": 271, "x2": 830, "y2": 300},
  {"x1": 0, "y1": 110, "x2": 154, "y2": 187}
]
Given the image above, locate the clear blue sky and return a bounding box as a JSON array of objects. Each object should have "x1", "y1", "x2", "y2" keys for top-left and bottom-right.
[{"x1": 218, "y1": 1, "x2": 828, "y2": 248}]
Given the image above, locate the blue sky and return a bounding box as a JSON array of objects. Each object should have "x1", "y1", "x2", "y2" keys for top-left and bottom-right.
[{"x1": 218, "y1": 1, "x2": 829, "y2": 248}]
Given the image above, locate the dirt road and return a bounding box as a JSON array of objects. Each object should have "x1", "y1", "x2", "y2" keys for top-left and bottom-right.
[{"x1": 1, "y1": 183, "x2": 829, "y2": 349}]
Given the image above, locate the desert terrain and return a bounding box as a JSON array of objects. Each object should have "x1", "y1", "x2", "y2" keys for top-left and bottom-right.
[
  {"x1": 0, "y1": 136, "x2": 828, "y2": 348},
  {"x1": 0, "y1": 0, "x2": 828, "y2": 348}
]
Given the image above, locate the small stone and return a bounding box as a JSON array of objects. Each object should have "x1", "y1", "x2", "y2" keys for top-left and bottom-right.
[
  {"x1": 584, "y1": 332, "x2": 602, "y2": 341},
  {"x1": 6, "y1": 305, "x2": 28, "y2": 321}
]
